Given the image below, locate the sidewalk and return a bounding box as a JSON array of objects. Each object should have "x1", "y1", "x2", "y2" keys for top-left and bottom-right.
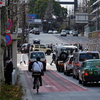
[
  {"x1": 17, "y1": 54, "x2": 33, "y2": 100},
  {"x1": 18, "y1": 63, "x2": 33, "y2": 100}
]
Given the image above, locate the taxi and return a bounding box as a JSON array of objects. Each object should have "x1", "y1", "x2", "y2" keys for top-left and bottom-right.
[{"x1": 79, "y1": 59, "x2": 100, "y2": 86}]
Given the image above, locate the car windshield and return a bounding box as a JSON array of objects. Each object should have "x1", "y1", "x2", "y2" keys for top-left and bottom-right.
[
  {"x1": 79, "y1": 53, "x2": 99, "y2": 61},
  {"x1": 62, "y1": 30, "x2": 66, "y2": 32},
  {"x1": 31, "y1": 52, "x2": 45, "y2": 58},
  {"x1": 87, "y1": 61, "x2": 100, "y2": 67}
]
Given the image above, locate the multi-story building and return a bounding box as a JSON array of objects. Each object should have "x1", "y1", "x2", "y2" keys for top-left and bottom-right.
[{"x1": 86, "y1": 0, "x2": 100, "y2": 51}]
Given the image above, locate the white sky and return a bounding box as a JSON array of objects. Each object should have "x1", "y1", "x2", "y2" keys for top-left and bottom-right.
[{"x1": 56, "y1": 0, "x2": 82, "y2": 11}]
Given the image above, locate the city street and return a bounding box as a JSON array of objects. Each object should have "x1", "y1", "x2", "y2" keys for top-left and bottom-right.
[{"x1": 17, "y1": 33, "x2": 100, "y2": 100}]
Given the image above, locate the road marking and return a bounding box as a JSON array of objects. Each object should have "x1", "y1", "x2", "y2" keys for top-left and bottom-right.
[
  {"x1": 47, "y1": 63, "x2": 87, "y2": 90},
  {"x1": 45, "y1": 85, "x2": 59, "y2": 90}
]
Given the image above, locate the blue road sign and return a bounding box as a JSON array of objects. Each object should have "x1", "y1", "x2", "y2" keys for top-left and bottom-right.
[
  {"x1": 6, "y1": 33, "x2": 12, "y2": 45},
  {"x1": 28, "y1": 14, "x2": 37, "y2": 22}
]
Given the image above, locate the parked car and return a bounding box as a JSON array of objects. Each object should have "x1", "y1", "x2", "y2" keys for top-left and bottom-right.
[
  {"x1": 72, "y1": 51, "x2": 100, "y2": 79},
  {"x1": 29, "y1": 30, "x2": 34, "y2": 33},
  {"x1": 69, "y1": 30, "x2": 73, "y2": 34},
  {"x1": 64, "y1": 55, "x2": 73, "y2": 76},
  {"x1": 28, "y1": 51, "x2": 46, "y2": 72},
  {"x1": 20, "y1": 43, "x2": 31, "y2": 53},
  {"x1": 79, "y1": 59, "x2": 100, "y2": 86},
  {"x1": 30, "y1": 44, "x2": 52, "y2": 55},
  {"x1": 60, "y1": 31, "x2": 66, "y2": 36},
  {"x1": 53, "y1": 30, "x2": 58, "y2": 34},
  {"x1": 33, "y1": 30, "x2": 40, "y2": 35},
  {"x1": 33, "y1": 39, "x2": 40, "y2": 44},
  {"x1": 53, "y1": 45, "x2": 78, "y2": 72},
  {"x1": 73, "y1": 31, "x2": 78, "y2": 36},
  {"x1": 48, "y1": 30, "x2": 53, "y2": 34},
  {"x1": 66, "y1": 30, "x2": 69, "y2": 34}
]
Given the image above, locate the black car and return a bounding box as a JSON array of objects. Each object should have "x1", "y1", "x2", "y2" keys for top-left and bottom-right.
[
  {"x1": 33, "y1": 39, "x2": 40, "y2": 44},
  {"x1": 20, "y1": 43, "x2": 31, "y2": 53},
  {"x1": 34, "y1": 30, "x2": 40, "y2": 35}
]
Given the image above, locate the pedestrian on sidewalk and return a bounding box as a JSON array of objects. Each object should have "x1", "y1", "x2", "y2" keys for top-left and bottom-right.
[
  {"x1": 50, "y1": 53, "x2": 56, "y2": 65},
  {"x1": 20, "y1": 54, "x2": 26, "y2": 64},
  {"x1": 4, "y1": 57, "x2": 13, "y2": 85}
]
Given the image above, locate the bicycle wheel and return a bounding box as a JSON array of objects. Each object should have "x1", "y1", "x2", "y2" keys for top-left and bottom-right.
[{"x1": 36, "y1": 85, "x2": 39, "y2": 94}]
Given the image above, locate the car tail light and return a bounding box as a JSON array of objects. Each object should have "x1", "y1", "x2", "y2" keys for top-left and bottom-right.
[
  {"x1": 84, "y1": 73, "x2": 89, "y2": 76},
  {"x1": 84, "y1": 70, "x2": 89, "y2": 76},
  {"x1": 67, "y1": 61, "x2": 72, "y2": 64},
  {"x1": 87, "y1": 52, "x2": 91, "y2": 53},
  {"x1": 76, "y1": 63, "x2": 80, "y2": 66},
  {"x1": 59, "y1": 63, "x2": 64, "y2": 65},
  {"x1": 44, "y1": 60, "x2": 46, "y2": 63},
  {"x1": 28, "y1": 60, "x2": 31, "y2": 63},
  {"x1": 26, "y1": 47, "x2": 28, "y2": 49}
]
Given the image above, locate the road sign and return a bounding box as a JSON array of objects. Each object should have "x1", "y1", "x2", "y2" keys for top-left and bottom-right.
[
  {"x1": 7, "y1": 19, "x2": 12, "y2": 29},
  {"x1": 0, "y1": 0, "x2": 5, "y2": 7},
  {"x1": 6, "y1": 33, "x2": 12, "y2": 45},
  {"x1": 28, "y1": 14, "x2": 37, "y2": 22}
]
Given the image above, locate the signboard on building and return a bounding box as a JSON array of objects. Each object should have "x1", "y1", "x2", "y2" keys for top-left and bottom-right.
[
  {"x1": 0, "y1": 0, "x2": 5, "y2": 7},
  {"x1": 28, "y1": 14, "x2": 37, "y2": 22}
]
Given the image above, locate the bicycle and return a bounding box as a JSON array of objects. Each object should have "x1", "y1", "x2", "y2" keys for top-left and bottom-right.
[{"x1": 33, "y1": 72, "x2": 41, "y2": 94}]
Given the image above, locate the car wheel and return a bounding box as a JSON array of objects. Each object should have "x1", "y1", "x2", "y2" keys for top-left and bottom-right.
[
  {"x1": 43, "y1": 66, "x2": 46, "y2": 71},
  {"x1": 28, "y1": 66, "x2": 32, "y2": 72},
  {"x1": 46, "y1": 50, "x2": 51, "y2": 55},
  {"x1": 72, "y1": 73, "x2": 75, "y2": 78},
  {"x1": 82, "y1": 80, "x2": 87, "y2": 86},
  {"x1": 76, "y1": 74, "x2": 79, "y2": 80},
  {"x1": 58, "y1": 67, "x2": 60, "y2": 72},
  {"x1": 66, "y1": 69, "x2": 70, "y2": 76},
  {"x1": 79, "y1": 79, "x2": 82, "y2": 84},
  {"x1": 64, "y1": 68, "x2": 66, "y2": 75}
]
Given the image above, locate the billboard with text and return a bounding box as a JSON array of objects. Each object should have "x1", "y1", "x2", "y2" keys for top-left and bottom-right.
[{"x1": 28, "y1": 14, "x2": 37, "y2": 22}]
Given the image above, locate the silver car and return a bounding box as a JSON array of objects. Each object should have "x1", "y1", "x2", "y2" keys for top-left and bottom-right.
[
  {"x1": 28, "y1": 51, "x2": 47, "y2": 72},
  {"x1": 64, "y1": 55, "x2": 73, "y2": 76}
]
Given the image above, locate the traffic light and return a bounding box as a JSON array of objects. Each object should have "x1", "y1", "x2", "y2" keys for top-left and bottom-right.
[{"x1": 70, "y1": 15, "x2": 75, "y2": 19}]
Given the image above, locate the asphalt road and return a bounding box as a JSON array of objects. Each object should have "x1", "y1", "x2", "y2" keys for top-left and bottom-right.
[
  {"x1": 29, "y1": 33, "x2": 89, "y2": 49},
  {"x1": 17, "y1": 33, "x2": 100, "y2": 100}
]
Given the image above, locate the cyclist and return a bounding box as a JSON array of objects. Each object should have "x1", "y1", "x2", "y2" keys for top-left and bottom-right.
[{"x1": 32, "y1": 57, "x2": 43, "y2": 89}]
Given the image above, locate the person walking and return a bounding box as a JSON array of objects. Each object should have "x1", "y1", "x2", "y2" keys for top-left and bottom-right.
[
  {"x1": 79, "y1": 44, "x2": 83, "y2": 51},
  {"x1": 5, "y1": 57, "x2": 13, "y2": 85},
  {"x1": 20, "y1": 54, "x2": 26, "y2": 64},
  {"x1": 50, "y1": 53, "x2": 56, "y2": 65},
  {"x1": 32, "y1": 57, "x2": 43, "y2": 89}
]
